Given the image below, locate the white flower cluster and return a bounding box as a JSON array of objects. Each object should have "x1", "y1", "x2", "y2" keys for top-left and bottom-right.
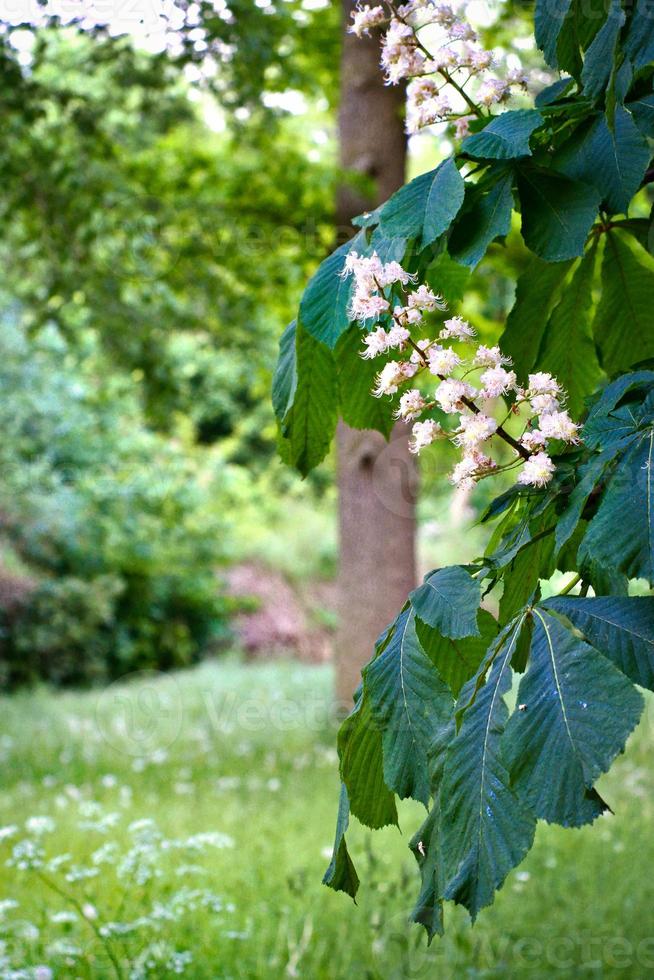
[
  {"x1": 349, "y1": 0, "x2": 529, "y2": 135},
  {"x1": 342, "y1": 253, "x2": 580, "y2": 490}
]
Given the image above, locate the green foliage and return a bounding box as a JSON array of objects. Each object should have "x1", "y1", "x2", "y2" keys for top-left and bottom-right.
[{"x1": 274, "y1": 0, "x2": 654, "y2": 938}]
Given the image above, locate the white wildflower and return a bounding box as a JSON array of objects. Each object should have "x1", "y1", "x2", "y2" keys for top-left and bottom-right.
[{"x1": 25, "y1": 816, "x2": 55, "y2": 836}]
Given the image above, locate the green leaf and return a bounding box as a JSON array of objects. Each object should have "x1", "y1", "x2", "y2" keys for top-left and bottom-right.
[
  {"x1": 440, "y1": 620, "x2": 536, "y2": 919},
  {"x1": 535, "y1": 0, "x2": 573, "y2": 66},
  {"x1": 298, "y1": 235, "x2": 360, "y2": 349},
  {"x1": 338, "y1": 688, "x2": 398, "y2": 829},
  {"x1": 410, "y1": 566, "x2": 481, "y2": 640},
  {"x1": 448, "y1": 171, "x2": 514, "y2": 269},
  {"x1": 554, "y1": 448, "x2": 614, "y2": 553},
  {"x1": 504, "y1": 609, "x2": 643, "y2": 827},
  {"x1": 499, "y1": 536, "x2": 555, "y2": 623},
  {"x1": 335, "y1": 326, "x2": 395, "y2": 437},
  {"x1": 580, "y1": 0, "x2": 625, "y2": 101},
  {"x1": 624, "y1": 0, "x2": 654, "y2": 70},
  {"x1": 416, "y1": 609, "x2": 499, "y2": 698},
  {"x1": 535, "y1": 76, "x2": 575, "y2": 106},
  {"x1": 409, "y1": 805, "x2": 444, "y2": 941},
  {"x1": 538, "y1": 247, "x2": 602, "y2": 416},
  {"x1": 556, "y1": 0, "x2": 608, "y2": 78},
  {"x1": 579, "y1": 427, "x2": 654, "y2": 582},
  {"x1": 424, "y1": 251, "x2": 471, "y2": 304},
  {"x1": 499, "y1": 258, "x2": 574, "y2": 379},
  {"x1": 322, "y1": 784, "x2": 360, "y2": 899},
  {"x1": 461, "y1": 110, "x2": 544, "y2": 160},
  {"x1": 280, "y1": 319, "x2": 338, "y2": 476},
  {"x1": 553, "y1": 108, "x2": 651, "y2": 215},
  {"x1": 545, "y1": 595, "x2": 654, "y2": 691},
  {"x1": 517, "y1": 166, "x2": 600, "y2": 261},
  {"x1": 594, "y1": 232, "x2": 654, "y2": 374},
  {"x1": 364, "y1": 607, "x2": 454, "y2": 806},
  {"x1": 272, "y1": 320, "x2": 297, "y2": 427},
  {"x1": 379, "y1": 158, "x2": 465, "y2": 248},
  {"x1": 626, "y1": 93, "x2": 654, "y2": 138}
]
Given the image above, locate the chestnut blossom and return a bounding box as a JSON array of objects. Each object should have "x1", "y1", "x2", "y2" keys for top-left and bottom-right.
[
  {"x1": 451, "y1": 450, "x2": 496, "y2": 489},
  {"x1": 474, "y1": 345, "x2": 511, "y2": 368},
  {"x1": 372, "y1": 360, "x2": 417, "y2": 397},
  {"x1": 394, "y1": 304, "x2": 423, "y2": 326},
  {"x1": 349, "y1": 4, "x2": 387, "y2": 36},
  {"x1": 518, "y1": 452, "x2": 555, "y2": 487},
  {"x1": 530, "y1": 393, "x2": 560, "y2": 416},
  {"x1": 352, "y1": 293, "x2": 390, "y2": 320},
  {"x1": 435, "y1": 378, "x2": 476, "y2": 413},
  {"x1": 538, "y1": 410, "x2": 580, "y2": 443},
  {"x1": 361, "y1": 327, "x2": 391, "y2": 359},
  {"x1": 440, "y1": 315, "x2": 475, "y2": 341},
  {"x1": 479, "y1": 366, "x2": 517, "y2": 399},
  {"x1": 427, "y1": 345, "x2": 462, "y2": 376},
  {"x1": 409, "y1": 419, "x2": 442, "y2": 453},
  {"x1": 527, "y1": 372, "x2": 561, "y2": 397},
  {"x1": 408, "y1": 285, "x2": 446, "y2": 312},
  {"x1": 394, "y1": 388, "x2": 427, "y2": 420},
  {"x1": 454, "y1": 412, "x2": 498, "y2": 449},
  {"x1": 521, "y1": 429, "x2": 546, "y2": 453}
]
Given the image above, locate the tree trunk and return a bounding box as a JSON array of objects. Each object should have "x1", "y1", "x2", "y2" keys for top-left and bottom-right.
[{"x1": 334, "y1": 1, "x2": 417, "y2": 708}]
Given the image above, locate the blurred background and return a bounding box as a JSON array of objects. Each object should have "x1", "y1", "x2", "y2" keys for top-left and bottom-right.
[{"x1": 0, "y1": 2, "x2": 653, "y2": 977}]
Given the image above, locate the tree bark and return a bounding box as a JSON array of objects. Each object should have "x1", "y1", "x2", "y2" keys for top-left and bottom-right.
[{"x1": 334, "y1": 0, "x2": 418, "y2": 708}]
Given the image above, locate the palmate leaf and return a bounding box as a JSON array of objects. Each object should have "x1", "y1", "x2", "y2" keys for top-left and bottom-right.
[
  {"x1": 448, "y1": 170, "x2": 514, "y2": 269},
  {"x1": 363, "y1": 607, "x2": 454, "y2": 806},
  {"x1": 298, "y1": 234, "x2": 362, "y2": 349},
  {"x1": 461, "y1": 110, "x2": 543, "y2": 160},
  {"x1": 579, "y1": 427, "x2": 654, "y2": 582},
  {"x1": 535, "y1": 0, "x2": 573, "y2": 66},
  {"x1": 545, "y1": 595, "x2": 654, "y2": 691},
  {"x1": 322, "y1": 784, "x2": 359, "y2": 899},
  {"x1": 409, "y1": 803, "x2": 444, "y2": 941},
  {"x1": 424, "y1": 251, "x2": 471, "y2": 304},
  {"x1": 627, "y1": 93, "x2": 654, "y2": 138},
  {"x1": 538, "y1": 246, "x2": 602, "y2": 417},
  {"x1": 379, "y1": 157, "x2": 465, "y2": 248},
  {"x1": 335, "y1": 325, "x2": 395, "y2": 437},
  {"x1": 556, "y1": 0, "x2": 608, "y2": 78},
  {"x1": 579, "y1": 0, "x2": 624, "y2": 101},
  {"x1": 594, "y1": 231, "x2": 654, "y2": 374},
  {"x1": 410, "y1": 565, "x2": 481, "y2": 640},
  {"x1": 503, "y1": 609, "x2": 644, "y2": 827},
  {"x1": 517, "y1": 165, "x2": 600, "y2": 261},
  {"x1": 624, "y1": 0, "x2": 654, "y2": 70},
  {"x1": 338, "y1": 687, "x2": 398, "y2": 830},
  {"x1": 440, "y1": 620, "x2": 536, "y2": 920},
  {"x1": 271, "y1": 320, "x2": 297, "y2": 426}
]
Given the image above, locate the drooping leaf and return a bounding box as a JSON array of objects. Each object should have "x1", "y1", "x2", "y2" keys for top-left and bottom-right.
[
  {"x1": 535, "y1": 0, "x2": 573, "y2": 66},
  {"x1": 409, "y1": 804, "x2": 444, "y2": 941},
  {"x1": 554, "y1": 448, "x2": 614, "y2": 553},
  {"x1": 504, "y1": 609, "x2": 643, "y2": 827},
  {"x1": 416, "y1": 609, "x2": 499, "y2": 698},
  {"x1": 499, "y1": 536, "x2": 555, "y2": 623},
  {"x1": 545, "y1": 595, "x2": 654, "y2": 691},
  {"x1": 322, "y1": 784, "x2": 360, "y2": 899},
  {"x1": 410, "y1": 566, "x2": 481, "y2": 640},
  {"x1": 272, "y1": 319, "x2": 297, "y2": 426},
  {"x1": 499, "y1": 257, "x2": 574, "y2": 379},
  {"x1": 379, "y1": 158, "x2": 465, "y2": 248},
  {"x1": 364, "y1": 607, "x2": 454, "y2": 806},
  {"x1": 594, "y1": 231, "x2": 654, "y2": 374},
  {"x1": 556, "y1": 0, "x2": 608, "y2": 78},
  {"x1": 279, "y1": 319, "x2": 338, "y2": 476},
  {"x1": 440, "y1": 620, "x2": 536, "y2": 919},
  {"x1": 624, "y1": 0, "x2": 654, "y2": 69},
  {"x1": 298, "y1": 235, "x2": 360, "y2": 349},
  {"x1": 580, "y1": 0, "x2": 625, "y2": 101},
  {"x1": 627, "y1": 93, "x2": 654, "y2": 138},
  {"x1": 579, "y1": 427, "x2": 654, "y2": 583},
  {"x1": 461, "y1": 110, "x2": 544, "y2": 160},
  {"x1": 535, "y1": 76, "x2": 575, "y2": 106},
  {"x1": 424, "y1": 251, "x2": 471, "y2": 304},
  {"x1": 538, "y1": 247, "x2": 602, "y2": 416},
  {"x1": 448, "y1": 170, "x2": 514, "y2": 269},
  {"x1": 553, "y1": 108, "x2": 651, "y2": 215},
  {"x1": 335, "y1": 326, "x2": 395, "y2": 436},
  {"x1": 338, "y1": 687, "x2": 399, "y2": 830}
]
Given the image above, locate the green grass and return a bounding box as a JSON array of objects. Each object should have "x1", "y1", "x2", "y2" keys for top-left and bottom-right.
[{"x1": 1, "y1": 660, "x2": 654, "y2": 978}]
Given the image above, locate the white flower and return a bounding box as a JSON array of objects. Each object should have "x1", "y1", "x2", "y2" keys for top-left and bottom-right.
[
  {"x1": 466, "y1": 46, "x2": 494, "y2": 71},
  {"x1": 527, "y1": 372, "x2": 561, "y2": 396},
  {"x1": 409, "y1": 419, "x2": 442, "y2": 453},
  {"x1": 34, "y1": 967, "x2": 53, "y2": 980},
  {"x1": 386, "y1": 324, "x2": 411, "y2": 349},
  {"x1": 479, "y1": 366, "x2": 517, "y2": 399},
  {"x1": 427, "y1": 345, "x2": 462, "y2": 376},
  {"x1": 434, "y1": 378, "x2": 476, "y2": 413},
  {"x1": 410, "y1": 338, "x2": 432, "y2": 363},
  {"x1": 82, "y1": 903, "x2": 98, "y2": 921},
  {"x1": 474, "y1": 345, "x2": 511, "y2": 368},
  {"x1": 530, "y1": 393, "x2": 560, "y2": 416},
  {"x1": 454, "y1": 412, "x2": 498, "y2": 449},
  {"x1": 351, "y1": 291, "x2": 390, "y2": 321},
  {"x1": 394, "y1": 388, "x2": 426, "y2": 420},
  {"x1": 360, "y1": 327, "x2": 390, "y2": 359},
  {"x1": 377, "y1": 260, "x2": 416, "y2": 288},
  {"x1": 448, "y1": 21, "x2": 477, "y2": 42},
  {"x1": 407, "y1": 284, "x2": 446, "y2": 312},
  {"x1": 372, "y1": 360, "x2": 417, "y2": 396},
  {"x1": 518, "y1": 452, "x2": 555, "y2": 487},
  {"x1": 507, "y1": 66, "x2": 529, "y2": 88},
  {"x1": 394, "y1": 304, "x2": 423, "y2": 326},
  {"x1": 25, "y1": 816, "x2": 55, "y2": 836},
  {"x1": 440, "y1": 315, "x2": 475, "y2": 340},
  {"x1": 455, "y1": 116, "x2": 472, "y2": 139},
  {"x1": 520, "y1": 429, "x2": 546, "y2": 452},
  {"x1": 450, "y1": 450, "x2": 496, "y2": 488},
  {"x1": 478, "y1": 77, "x2": 510, "y2": 106},
  {"x1": 432, "y1": 2, "x2": 456, "y2": 27},
  {"x1": 349, "y1": 4, "x2": 386, "y2": 36},
  {"x1": 539, "y1": 410, "x2": 580, "y2": 443}
]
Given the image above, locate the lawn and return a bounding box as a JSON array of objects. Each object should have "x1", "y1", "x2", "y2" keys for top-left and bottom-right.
[{"x1": 1, "y1": 659, "x2": 653, "y2": 978}]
